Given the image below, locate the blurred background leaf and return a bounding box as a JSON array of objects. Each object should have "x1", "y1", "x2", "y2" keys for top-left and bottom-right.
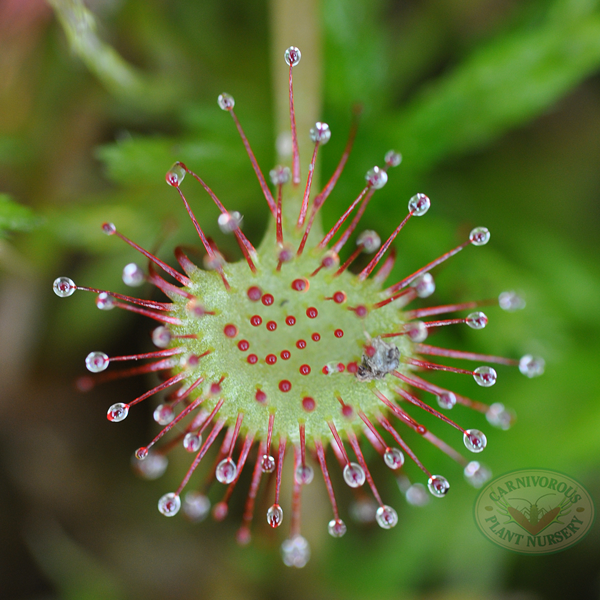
[{"x1": 1, "y1": 0, "x2": 599, "y2": 599}]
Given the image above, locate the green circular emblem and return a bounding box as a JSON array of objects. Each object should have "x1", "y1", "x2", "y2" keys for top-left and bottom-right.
[{"x1": 474, "y1": 468, "x2": 595, "y2": 554}]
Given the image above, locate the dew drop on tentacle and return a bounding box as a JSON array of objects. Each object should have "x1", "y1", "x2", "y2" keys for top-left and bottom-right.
[
  {"x1": 343, "y1": 462, "x2": 366, "y2": 488},
  {"x1": 466, "y1": 311, "x2": 488, "y2": 329},
  {"x1": 107, "y1": 403, "x2": 129, "y2": 422},
  {"x1": 384, "y1": 150, "x2": 402, "y2": 167},
  {"x1": 132, "y1": 451, "x2": 167, "y2": 479},
  {"x1": 357, "y1": 230, "x2": 381, "y2": 253},
  {"x1": 158, "y1": 492, "x2": 181, "y2": 517},
  {"x1": 473, "y1": 366, "x2": 497, "y2": 387},
  {"x1": 101, "y1": 222, "x2": 116, "y2": 235},
  {"x1": 216, "y1": 457, "x2": 238, "y2": 484},
  {"x1": 408, "y1": 193, "x2": 430, "y2": 216},
  {"x1": 183, "y1": 491, "x2": 211, "y2": 522},
  {"x1": 519, "y1": 354, "x2": 545, "y2": 377},
  {"x1": 281, "y1": 535, "x2": 310, "y2": 568},
  {"x1": 261, "y1": 454, "x2": 276, "y2": 473},
  {"x1": 217, "y1": 211, "x2": 243, "y2": 234},
  {"x1": 217, "y1": 93, "x2": 235, "y2": 111},
  {"x1": 284, "y1": 46, "x2": 301, "y2": 67},
  {"x1": 469, "y1": 226, "x2": 490, "y2": 246},
  {"x1": 153, "y1": 404, "x2": 174, "y2": 426},
  {"x1": 464, "y1": 461, "x2": 492, "y2": 488},
  {"x1": 267, "y1": 503, "x2": 283, "y2": 527},
  {"x1": 486, "y1": 402, "x2": 515, "y2": 430},
  {"x1": 85, "y1": 351, "x2": 109, "y2": 373},
  {"x1": 183, "y1": 432, "x2": 202, "y2": 453},
  {"x1": 53, "y1": 276, "x2": 76, "y2": 297},
  {"x1": 375, "y1": 505, "x2": 398, "y2": 529},
  {"x1": 463, "y1": 429, "x2": 487, "y2": 453},
  {"x1": 427, "y1": 475, "x2": 450, "y2": 498},
  {"x1": 295, "y1": 464, "x2": 314, "y2": 485},
  {"x1": 499, "y1": 290, "x2": 526, "y2": 311},
  {"x1": 405, "y1": 483, "x2": 429, "y2": 506},
  {"x1": 437, "y1": 391, "x2": 457, "y2": 410},
  {"x1": 152, "y1": 326, "x2": 171, "y2": 348},
  {"x1": 383, "y1": 448, "x2": 404, "y2": 470},
  {"x1": 166, "y1": 162, "x2": 186, "y2": 187},
  {"x1": 365, "y1": 166, "x2": 388, "y2": 189},
  {"x1": 269, "y1": 165, "x2": 291, "y2": 185},
  {"x1": 96, "y1": 292, "x2": 116, "y2": 311},
  {"x1": 122, "y1": 263, "x2": 145, "y2": 287},
  {"x1": 135, "y1": 447, "x2": 148, "y2": 460},
  {"x1": 328, "y1": 518, "x2": 347, "y2": 538},
  {"x1": 309, "y1": 122, "x2": 331, "y2": 144},
  {"x1": 412, "y1": 273, "x2": 435, "y2": 298},
  {"x1": 405, "y1": 320, "x2": 428, "y2": 342}
]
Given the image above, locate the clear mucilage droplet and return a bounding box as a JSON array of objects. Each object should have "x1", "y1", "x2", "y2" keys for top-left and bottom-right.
[
  {"x1": 183, "y1": 491, "x2": 211, "y2": 522},
  {"x1": 375, "y1": 505, "x2": 398, "y2": 529},
  {"x1": 384, "y1": 150, "x2": 402, "y2": 167},
  {"x1": 53, "y1": 276, "x2": 76, "y2": 297},
  {"x1": 102, "y1": 222, "x2": 116, "y2": 235},
  {"x1": 217, "y1": 93, "x2": 235, "y2": 111},
  {"x1": 217, "y1": 211, "x2": 243, "y2": 234},
  {"x1": 473, "y1": 366, "x2": 497, "y2": 387},
  {"x1": 463, "y1": 429, "x2": 487, "y2": 453},
  {"x1": 437, "y1": 391, "x2": 457, "y2": 409},
  {"x1": 309, "y1": 122, "x2": 331, "y2": 144},
  {"x1": 131, "y1": 451, "x2": 167, "y2": 480},
  {"x1": 519, "y1": 354, "x2": 545, "y2": 378},
  {"x1": 122, "y1": 263, "x2": 144, "y2": 287},
  {"x1": 486, "y1": 402, "x2": 515, "y2": 430},
  {"x1": 135, "y1": 447, "x2": 148, "y2": 460},
  {"x1": 383, "y1": 448, "x2": 404, "y2": 469},
  {"x1": 158, "y1": 492, "x2": 181, "y2": 517},
  {"x1": 365, "y1": 166, "x2": 388, "y2": 189},
  {"x1": 96, "y1": 292, "x2": 115, "y2": 311},
  {"x1": 107, "y1": 403, "x2": 129, "y2": 422},
  {"x1": 281, "y1": 535, "x2": 310, "y2": 568},
  {"x1": 469, "y1": 226, "x2": 490, "y2": 246},
  {"x1": 153, "y1": 404, "x2": 174, "y2": 426},
  {"x1": 405, "y1": 321, "x2": 428, "y2": 342},
  {"x1": 267, "y1": 504, "x2": 283, "y2": 527},
  {"x1": 499, "y1": 290, "x2": 526, "y2": 311},
  {"x1": 85, "y1": 351, "x2": 109, "y2": 373},
  {"x1": 464, "y1": 461, "x2": 492, "y2": 488},
  {"x1": 357, "y1": 230, "x2": 381, "y2": 253},
  {"x1": 328, "y1": 518, "x2": 347, "y2": 538},
  {"x1": 215, "y1": 457, "x2": 238, "y2": 484},
  {"x1": 284, "y1": 46, "x2": 301, "y2": 67},
  {"x1": 295, "y1": 464, "x2": 314, "y2": 485},
  {"x1": 183, "y1": 432, "x2": 202, "y2": 453},
  {"x1": 408, "y1": 193, "x2": 430, "y2": 216},
  {"x1": 412, "y1": 273, "x2": 435, "y2": 298},
  {"x1": 269, "y1": 165, "x2": 291, "y2": 185},
  {"x1": 343, "y1": 462, "x2": 366, "y2": 488},
  {"x1": 404, "y1": 483, "x2": 429, "y2": 506},
  {"x1": 166, "y1": 163, "x2": 186, "y2": 186},
  {"x1": 260, "y1": 454, "x2": 276, "y2": 473},
  {"x1": 151, "y1": 326, "x2": 171, "y2": 348},
  {"x1": 427, "y1": 475, "x2": 450, "y2": 498},
  {"x1": 466, "y1": 311, "x2": 488, "y2": 329}
]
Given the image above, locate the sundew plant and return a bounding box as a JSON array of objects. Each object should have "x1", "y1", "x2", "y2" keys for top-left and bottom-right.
[
  {"x1": 5, "y1": 0, "x2": 600, "y2": 598},
  {"x1": 54, "y1": 42, "x2": 546, "y2": 566}
]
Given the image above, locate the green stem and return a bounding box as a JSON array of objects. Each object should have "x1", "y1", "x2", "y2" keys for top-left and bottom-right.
[{"x1": 269, "y1": 0, "x2": 324, "y2": 241}]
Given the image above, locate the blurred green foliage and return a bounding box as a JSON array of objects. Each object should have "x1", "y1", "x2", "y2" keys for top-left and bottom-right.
[{"x1": 1, "y1": 0, "x2": 600, "y2": 599}]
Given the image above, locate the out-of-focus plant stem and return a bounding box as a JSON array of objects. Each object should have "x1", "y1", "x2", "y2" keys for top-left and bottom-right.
[{"x1": 270, "y1": 0, "x2": 322, "y2": 225}]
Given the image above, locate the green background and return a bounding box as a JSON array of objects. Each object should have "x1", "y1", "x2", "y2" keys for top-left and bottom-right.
[{"x1": 1, "y1": 0, "x2": 599, "y2": 598}]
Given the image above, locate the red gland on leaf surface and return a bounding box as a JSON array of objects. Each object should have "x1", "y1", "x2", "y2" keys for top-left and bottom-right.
[{"x1": 53, "y1": 46, "x2": 544, "y2": 568}]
